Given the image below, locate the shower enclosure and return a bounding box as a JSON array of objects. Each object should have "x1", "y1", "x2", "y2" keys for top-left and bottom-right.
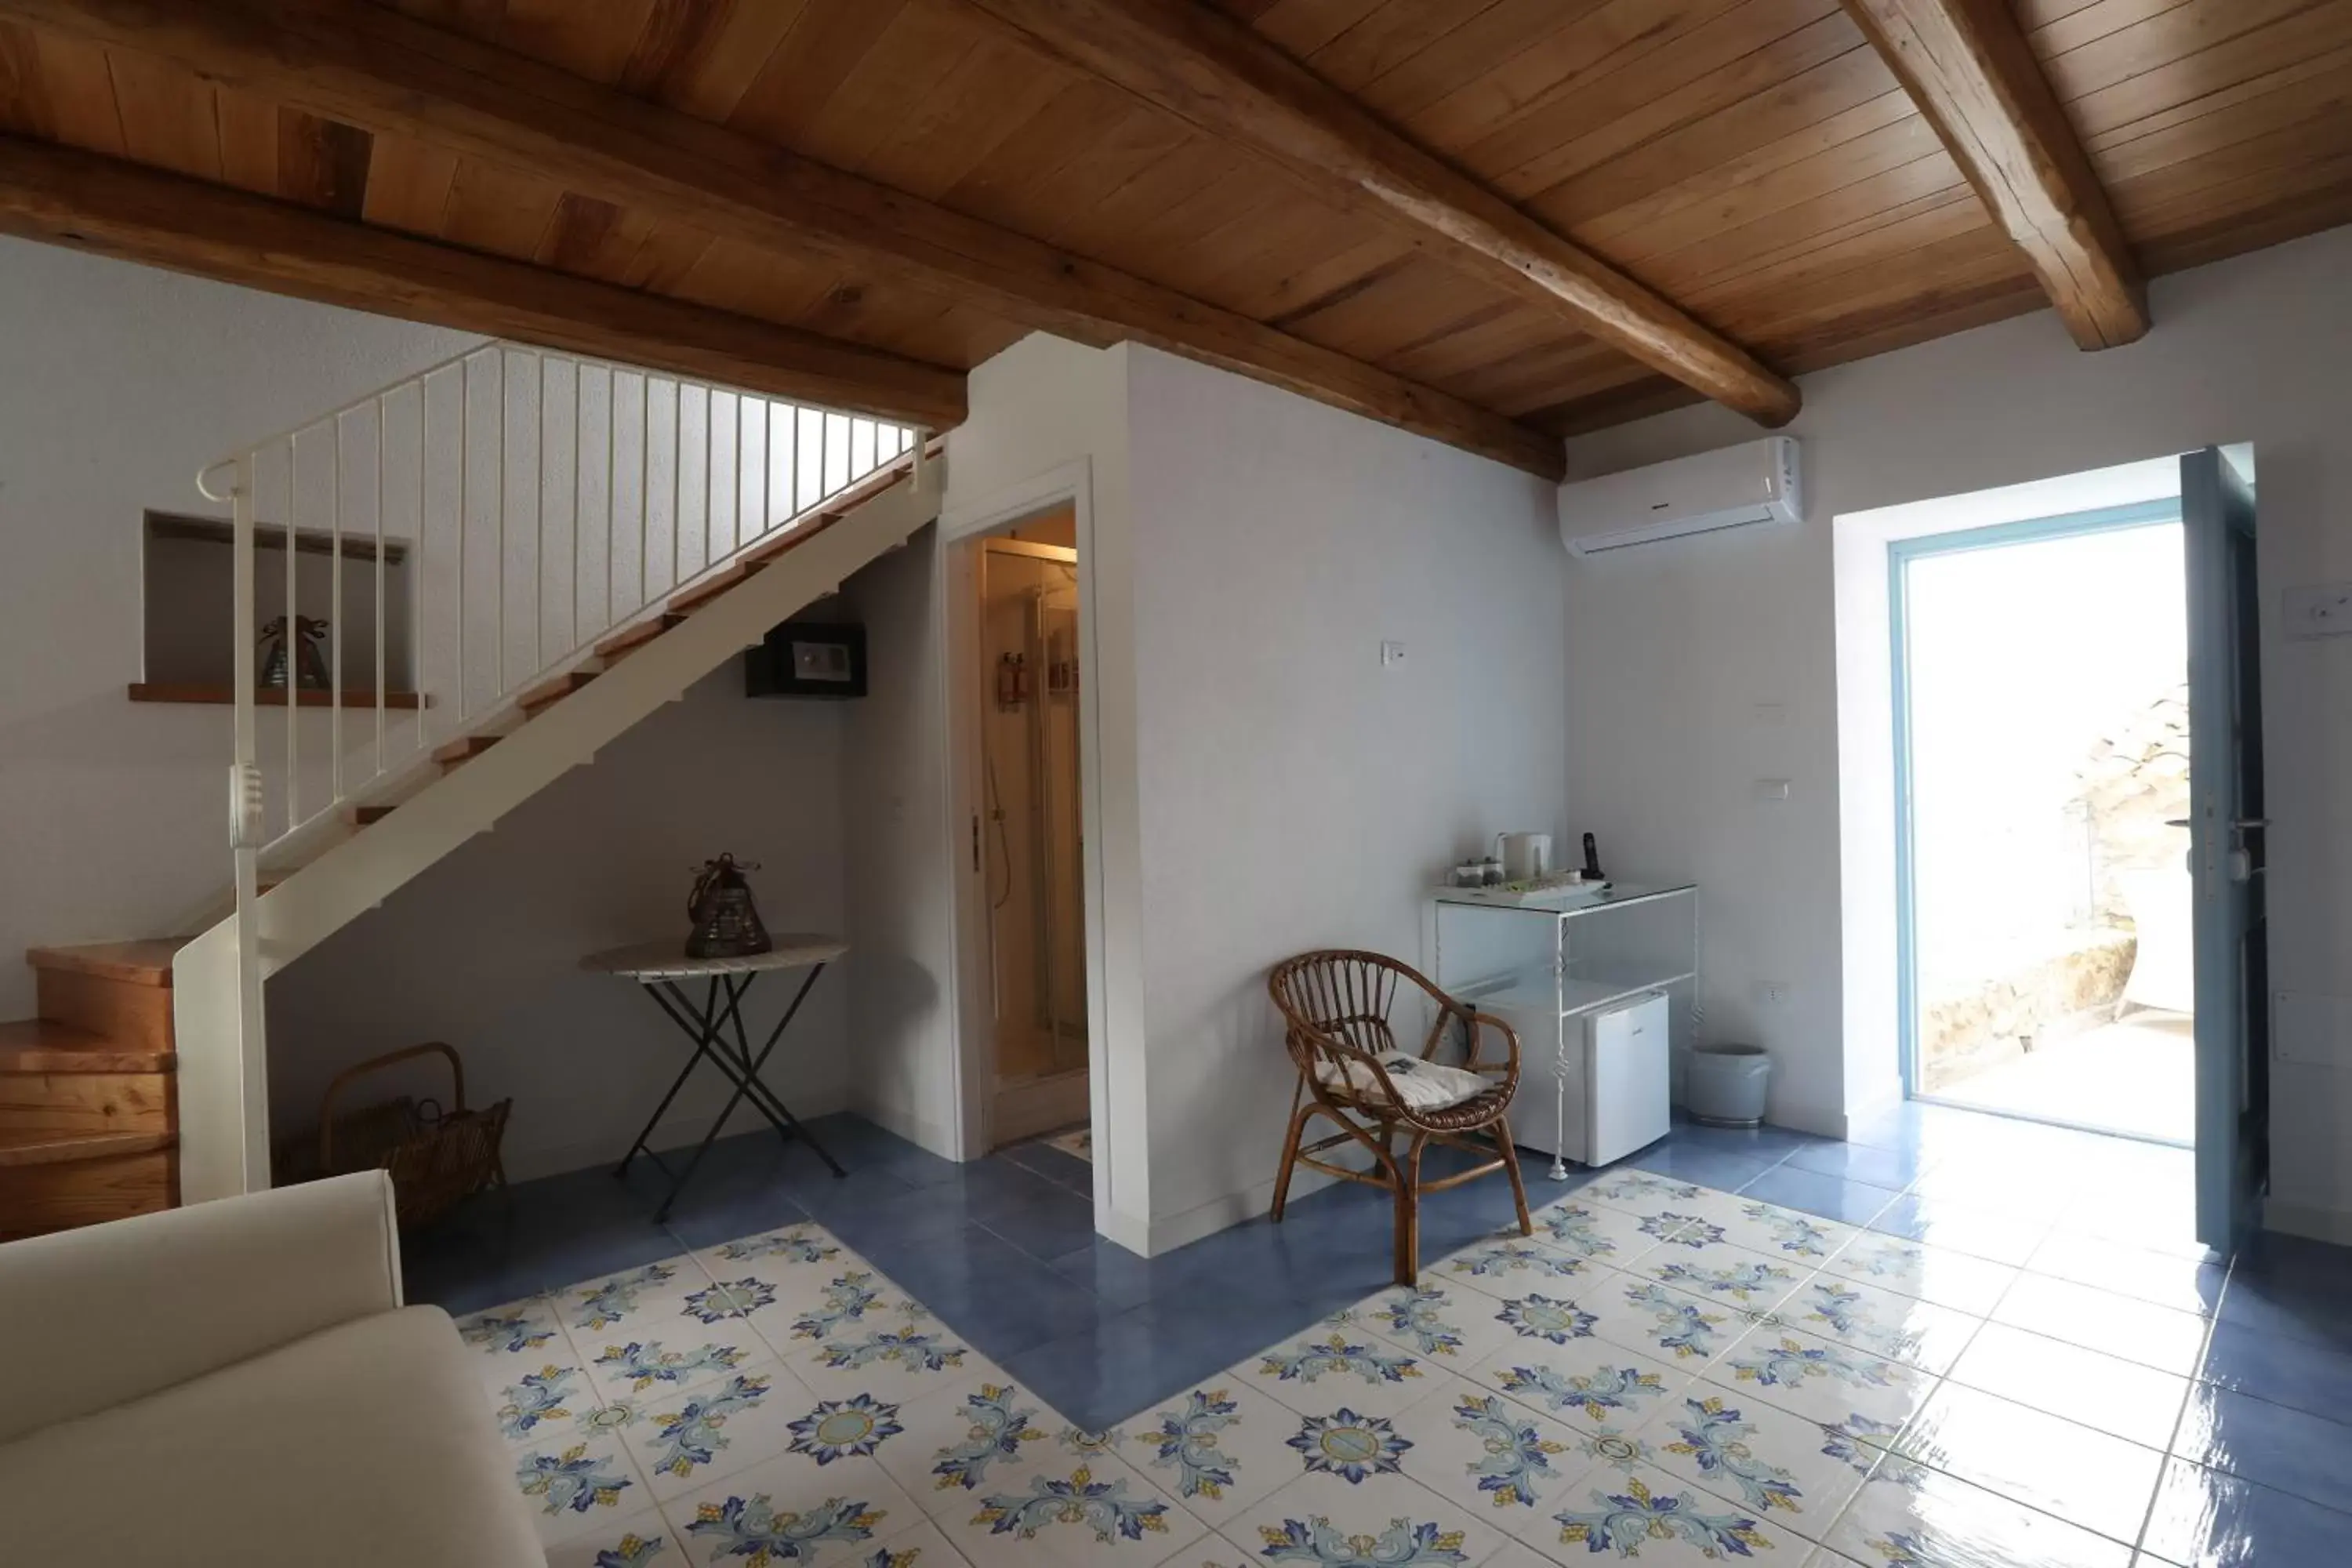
[{"x1": 980, "y1": 537, "x2": 1088, "y2": 1145}]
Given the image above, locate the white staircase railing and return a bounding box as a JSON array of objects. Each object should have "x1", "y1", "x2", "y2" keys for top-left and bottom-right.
[{"x1": 196, "y1": 343, "x2": 922, "y2": 855}]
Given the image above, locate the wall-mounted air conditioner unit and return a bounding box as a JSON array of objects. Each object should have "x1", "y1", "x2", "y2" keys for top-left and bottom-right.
[{"x1": 1558, "y1": 436, "x2": 1803, "y2": 557}]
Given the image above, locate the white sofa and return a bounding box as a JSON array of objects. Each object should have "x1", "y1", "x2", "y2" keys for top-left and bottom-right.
[{"x1": 0, "y1": 1171, "x2": 543, "y2": 1566}]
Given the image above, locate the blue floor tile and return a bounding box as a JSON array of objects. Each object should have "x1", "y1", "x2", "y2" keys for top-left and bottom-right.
[
  {"x1": 1736, "y1": 1163, "x2": 1904, "y2": 1225},
  {"x1": 2142, "y1": 1455, "x2": 2352, "y2": 1568},
  {"x1": 2198, "y1": 1318, "x2": 2352, "y2": 1425},
  {"x1": 2174, "y1": 1382, "x2": 2352, "y2": 1513},
  {"x1": 1780, "y1": 1137, "x2": 1933, "y2": 1189},
  {"x1": 1620, "y1": 1140, "x2": 1780, "y2": 1190}
]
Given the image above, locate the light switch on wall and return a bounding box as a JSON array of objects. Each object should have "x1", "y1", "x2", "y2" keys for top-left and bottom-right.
[
  {"x1": 1755, "y1": 779, "x2": 1791, "y2": 801},
  {"x1": 2285, "y1": 583, "x2": 2352, "y2": 639},
  {"x1": 1380, "y1": 641, "x2": 1406, "y2": 668}
]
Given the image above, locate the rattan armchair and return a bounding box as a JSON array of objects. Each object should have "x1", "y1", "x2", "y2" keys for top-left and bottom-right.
[{"x1": 1268, "y1": 949, "x2": 1533, "y2": 1284}]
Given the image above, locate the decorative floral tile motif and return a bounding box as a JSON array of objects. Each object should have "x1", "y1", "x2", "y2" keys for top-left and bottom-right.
[
  {"x1": 708, "y1": 1225, "x2": 847, "y2": 1269},
  {"x1": 935, "y1": 1451, "x2": 1206, "y2": 1566},
  {"x1": 1819, "y1": 1231, "x2": 2017, "y2": 1318},
  {"x1": 1232, "y1": 1468, "x2": 1501, "y2": 1568},
  {"x1": 1630, "y1": 1237, "x2": 1806, "y2": 1312},
  {"x1": 1233, "y1": 1329, "x2": 1451, "y2": 1420},
  {"x1": 515, "y1": 1428, "x2": 647, "y2": 1548},
  {"x1": 789, "y1": 1393, "x2": 907, "y2": 1465},
  {"x1": 1826, "y1": 1470, "x2": 2133, "y2": 1568},
  {"x1": 1465, "y1": 1336, "x2": 1693, "y2": 1436},
  {"x1": 1640, "y1": 1385, "x2": 1873, "y2": 1541},
  {"x1": 1340, "y1": 1283, "x2": 1526, "y2": 1367},
  {"x1": 1429, "y1": 1240, "x2": 1595, "y2": 1303},
  {"x1": 1290, "y1": 1408, "x2": 1416, "y2": 1484},
  {"x1": 1581, "y1": 1276, "x2": 1745, "y2": 1364},
  {"x1": 1494, "y1": 1292, "x2": 1603, "y2": 1347},
  {"x1": 789, "y1": 1303, "x2": 993, "y2": 1405},
  {"x1": 1113, "y1": 1380, "x2": 1303, "y2": 1529},
  {"x1": 875, "y1": 1374, "x2": 1070, "y2": 1518},
  {"x1": 1891, "y1": 1384, "x2": 2165, "y2": 1545},
  {"x1": 1786, "y1": 1277, "x2": 1982, "y2": 1375},
  {"x1": 496, "y1": 1362, "x2": 589, "y2": 1442},
  {"x1": 1391, "y1": 1385, "x2": 1581, "y2": 1518},
  {"x1": 1580, "y1": 1171, "x2": 1709, "y2": 1214},
  {"x1": 567, "y1": 1260, "x2": 706, "y2": 1335},
  {"x1": 1714, "y1": 1200, "x2": 1862, "y2": 1265},
  {"x1": 540, "y1": 1507, "x2": 676, "y2": 1568},
  {"x1": 786, "y1": 1272, "x2": 891, "y2": 1343},
  {"x1": 658, "y1": 1446, "x2": 924, "y2": 1567},
  {"x1": 582, "y1": 1335, "x2": 770, "y2": 1406},
  {"x1": 1519, "y1": 1467, "x2": 1800, "y2": 1566},
  {"x1": 1523, "y1": 1200, "x2": 1672, "y2": 1268},
  {"x1": 622, "y1": 1368, "x2": 819, "y2": 1502},
  {"x1": 457, "y1": 1294, "x2": 570, "y2": 1391},
  {"x1": 1713, "y1": 1322, "x2": 1934, "y2": 1434}
]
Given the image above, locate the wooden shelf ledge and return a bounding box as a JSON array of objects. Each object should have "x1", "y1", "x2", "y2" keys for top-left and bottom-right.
[{"x1": 128, "y1": 683, "x2": 424, "y2": 709}]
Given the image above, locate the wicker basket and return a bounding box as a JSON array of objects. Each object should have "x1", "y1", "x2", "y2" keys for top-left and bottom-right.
[{"x1": 309, "y1": 1042, "x2": 510, "y2": 1230}]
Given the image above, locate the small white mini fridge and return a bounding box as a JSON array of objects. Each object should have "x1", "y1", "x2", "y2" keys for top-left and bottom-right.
[{"x1": 1584, "y1": 992, "x2": 1673, "y2": 1164}]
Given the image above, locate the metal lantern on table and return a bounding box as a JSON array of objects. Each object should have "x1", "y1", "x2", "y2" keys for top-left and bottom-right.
[{"x1": 686, "y1": 853, "x2": 772, "y2": 959}]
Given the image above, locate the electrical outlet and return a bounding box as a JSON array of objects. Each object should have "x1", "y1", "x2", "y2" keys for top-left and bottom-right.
[
  {"x1": 2285, "y1": 583, "x2": 2352, "y2": 639},
  {"x1": 1380, "y1": 640, "x2": 1406, "y2": 668}
]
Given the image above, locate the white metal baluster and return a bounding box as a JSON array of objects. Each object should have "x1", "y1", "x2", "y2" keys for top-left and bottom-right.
[
  {"x1": 285, "y1": 440, "x2": 299, "y2": 832},
  {"x1": 416, "y1": 378, "x2": 428, "y2": 752},
  {"x1": 536, "y1": 352, "x2": 548, "y2": 675},
  {"x1": 730, "y1": 391, "x2": 742, "y2": 558},
  {"x1": 637, "y1": 373, "x2": 651, "y2": 614},
  {"x1": 759, "y1": 399, "x2": 771, "y2": 539},
  {"x1": 330, "y1": 414, "x2": 344, "y2": 805},
  {"x1": 706, "y1": 386, "x2": 718, "y2": 572},
  {"x1": 604, "y1": 368, "x2": 616, "y2": 634},
  {"x1": 572, "y1": 361, "x2": 584, "y2": 656},
  {"x1": 788, "y1": 403, "x2": 801, "y2": 524},
  {"x1": 672, "y1": 379, "x2": 684, "y2": 593},
  {"x1": 458, "y1": 354, "x2": 471, "y2": 724},
  {"x1": 496, "y1": 350, "x2": 510, "y2": 699},
  {"x1": 374, "y1": 397, "x2": 387, "y2": 770},
  {"x1": 228, "y1": 452, "x2": 263, "y2": 1152}
]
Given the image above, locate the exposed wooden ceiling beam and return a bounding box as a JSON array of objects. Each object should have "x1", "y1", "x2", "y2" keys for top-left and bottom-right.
[
  {"x1": 952, "y1": 0, "x2": 1802, "y2": 428},
  {"x1": 0, "y1": 0, "x2": 1564, "y2": 481},
  {"x1": 1839, "y1": 0, "x2": 2147, "y2": 350},
  {"x1": 0, "y1": 136, "x2": 970, "y2": 427}
]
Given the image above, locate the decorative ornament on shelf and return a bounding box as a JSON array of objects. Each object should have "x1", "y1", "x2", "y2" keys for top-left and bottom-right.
[
  {"x1": 259, "y1": 614, "x2": 332, "y2": 691},
  {"x1": 686, "y1": 853, "x2": 771, "y2": 960}
]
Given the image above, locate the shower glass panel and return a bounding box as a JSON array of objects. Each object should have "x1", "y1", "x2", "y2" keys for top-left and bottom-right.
[{"x1": 982, "y1": 543, "x2": 1087, "y2": 1083}]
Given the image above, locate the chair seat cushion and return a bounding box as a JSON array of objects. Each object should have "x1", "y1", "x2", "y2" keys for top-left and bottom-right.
[
  {"x1": 0, "y1": 1305, "x2": 543, "y2": 1568},
  {"x1": 1316, "y1": 1050, "x2": 1490, "y2": 1112}
]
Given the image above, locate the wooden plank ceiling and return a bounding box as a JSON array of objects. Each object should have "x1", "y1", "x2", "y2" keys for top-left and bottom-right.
[{"x1": 0, "y1": 0, "x2": 2347, "y2": 469}]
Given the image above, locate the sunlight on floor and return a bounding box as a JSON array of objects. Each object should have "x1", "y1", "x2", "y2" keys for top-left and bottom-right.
[{"x1": 1931, "y1": 1010, "x2": 2194, "y2": 1145}]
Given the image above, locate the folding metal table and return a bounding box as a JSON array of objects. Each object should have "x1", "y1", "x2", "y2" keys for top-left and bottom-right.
[{"x1": 584, "y1": 935, "x2": 848, "y2": 1220}]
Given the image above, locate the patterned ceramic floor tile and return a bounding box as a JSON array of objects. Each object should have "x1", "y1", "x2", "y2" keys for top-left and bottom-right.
[
  {"x1": 555, "y1": 1257, "x2": 722, "y2": 1343},
  {"x1": 514, "y1": 1423, "x2": 655, "y2": 1548},
  {"x1": 1338, "y1": 1282, "x2": 1538, "y2": 1370},
  {"x1": 1576, "y1": 1170, "x2": 1714, "y2": 1225},
  {"x1": 872, "y1": 1374, "x2": 1069, "y2": 1517},
  {"x1": 455, "y1": 1294, "x2": 573, "y2": 1394},
  {"x1": 1708, "y1": 1197, "x2": 1864, "y2": 1268},
  {"x1": 1521, "y1": 1197, "x2": 1679, "y2": 1272},
  {"x1": 654, "y1": 1444, "x2": 928, "y2": 1567},
  {"x1": 865, "y1": 1516, "x2": 977, "y2": 1566},
  {"x1": 1512, "y1": 1461, "x2": 1806, "y2": 1565},
  {"x1": 622, "y1": 1363, "x2": 849, "y2": 1504},
  {"x1": 1628, "y1": 1236, "x2": 1809, "y2": 1314},
  {"x1": 1637, "y1": 1379, "x2": 1875, "y2": 1542},
  {"x1": 1827, "y1": 1465, "x2": 2134, "y2": 1568},
  {"x1": 1231, "y1": 1325, "x2": 1461, "y2": 1420},
  {"x1": 1779, "y1": 1276, "x2": 1984, "y2": 1375},
  {"x1": 1711, "y1": 1321, "x2": 1936, "y2": 1437},
  {"x1": 1113, "y1": 1379, "x2": 1312, "y2": 1530},
  {"x1": 540, "y1": 1505, "x2": 677, "y2": 1568},
  {"x1": 1895, "y1": 1384, "x2": 2165, "y2": 1544},
  {"x1": 1232, "y1": 1466, "x2": 1509, "y2": 1568},
  {"x1": 691, "y1": 1221, "x2": 866, "y2": 1307},
  {"x1": 574, "y1": 1324, "x2": 781, "y2": 1409},
  {"x1": 1992, "y1": 1272, "x2": 2211, "y2": 1377},
  {"x1": 1392, "y1": 1382, "x2": 1587, "y2": 1524},
  {"x1": 1580, "y1": 1273, "x2": 1751, "y2": 1366},
  {"x1": 1817, "y1": 1230, "x2": 2019, "y2": 1317},
  {"x1": 1427, "y1": 1237, "x2": 1602, "y2": 1303},
  {"x1": 924, "y1": 1446, "x2": 1207, "y2": 1567},
  {"x1": 1462, "y1": 1334, "x2": 1697, "y2": 1437},
  {"x1": 786, "y1": 1298, "x2": 1000, "y2": 1406},
  {"x1": 1947, "y1": 1323, "x2": 2192, "y2": 1446}
]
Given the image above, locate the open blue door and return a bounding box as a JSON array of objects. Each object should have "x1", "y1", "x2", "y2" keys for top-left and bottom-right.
[{"x1": 2183, "y1": 446, "x2": 2268, "y2": 1250}]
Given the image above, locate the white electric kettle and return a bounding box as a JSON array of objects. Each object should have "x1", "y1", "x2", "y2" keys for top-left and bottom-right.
[{"x1": 1495, "y1": 832, "x2": 1553, "y2": 882}]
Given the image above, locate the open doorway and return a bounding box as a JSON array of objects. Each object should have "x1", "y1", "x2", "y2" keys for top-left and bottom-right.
[
  {"x1": 1893, "y1": 499, "x2": 2194, "y2": 1145},
  {"x1": 974, "y1": 510, "x2": 1090, "y2": 1152}
]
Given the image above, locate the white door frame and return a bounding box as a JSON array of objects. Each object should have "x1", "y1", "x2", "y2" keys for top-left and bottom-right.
[{"x1": 936, "y1": 458, "x2": 1123, "y2": 1234}]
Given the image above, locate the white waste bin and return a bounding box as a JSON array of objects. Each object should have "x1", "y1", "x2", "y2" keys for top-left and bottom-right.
[{"x1": 1685, "y1": 1043, "x2": 1771, "y2": 1128}]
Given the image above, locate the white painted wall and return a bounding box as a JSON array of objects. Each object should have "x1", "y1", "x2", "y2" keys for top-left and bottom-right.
[
  {"x1": 1126, "y1": 347, "x2": 1569, "y2": 1249},
  {"x1": 267, "y1": 666, "x2": 850, "y2": 1182},
  {"x1": 0, "y1": 238, "x2": 475, "y2": 1018},
  {"x1": 1559, "y1": 223, "x2": 2352, "y2": 1238}
]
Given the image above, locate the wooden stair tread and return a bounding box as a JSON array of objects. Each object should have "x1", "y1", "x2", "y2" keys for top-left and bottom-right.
[
  {"x1": 0, "y1": 1018, "x2": 172, "y2": 1074},
  {"x1": 666, "y1": 558, "x2": 764, "y2": 615},
  {"x1": 434, "y1": 734, "x2": 502, "y2": 765},
  {"x1": 0, "y1": 1127, "x2": 176, "y2": 1167},
  {"x1": 354, "y1": 804, "x2": 397, "y2": 825},
  {"x1": 595, "y1": 612, "x2": 685, "y2": 662},
  {"x1": 518, "y1": 670, "x2": 597, "y2": 713},
  {"x1": 25, "y1": 942, "x2": 183, "y2": 987}
]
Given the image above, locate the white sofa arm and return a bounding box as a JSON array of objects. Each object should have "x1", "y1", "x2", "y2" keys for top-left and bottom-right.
[{"x1": 0, "y1": 1171, "x2": 403, "y2": 1443}]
